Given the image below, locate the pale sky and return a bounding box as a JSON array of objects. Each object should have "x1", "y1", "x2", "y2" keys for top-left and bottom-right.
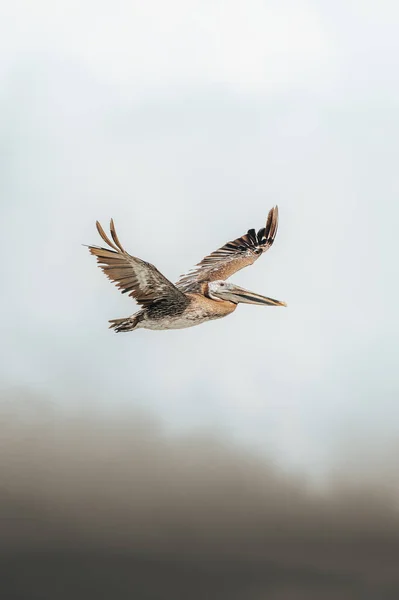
[{"x1": 1, "y1": 0, "x2": 398, "y2": 474}]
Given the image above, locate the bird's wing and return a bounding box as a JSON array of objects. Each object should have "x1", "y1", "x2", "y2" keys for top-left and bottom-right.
[
  {"x1": 177, "y1": 206, "x2": 279, "y2": 292},
  {"x1": 87, "y1": 220, "x2": 187, "y2": 307}
]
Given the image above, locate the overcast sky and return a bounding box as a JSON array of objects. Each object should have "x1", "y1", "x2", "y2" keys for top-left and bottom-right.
[{"x1": 1, "y1": 0, "x2": 398, "y2": 474}]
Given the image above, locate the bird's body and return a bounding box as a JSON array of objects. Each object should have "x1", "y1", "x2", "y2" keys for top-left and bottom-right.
[
  {"x1": 119, "y1": 294, "x2": 237, "y2": 331},
  {"x1": 87, "y1": 206, "x2": 286, "y2": 332}
]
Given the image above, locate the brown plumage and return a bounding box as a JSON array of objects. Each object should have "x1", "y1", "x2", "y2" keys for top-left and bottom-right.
[
  {"x1": 87, "y1": 206, "x2": 286, "y2": 332},
  {"x1": 89, "y1": 219, "x2": 187, "y2": 307},
  {"x1": 177, "y1": 206, "x2": 279, "y2": 292}
]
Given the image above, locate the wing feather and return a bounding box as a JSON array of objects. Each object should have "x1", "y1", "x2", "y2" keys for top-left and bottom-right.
[
  {"x1": 88, "y1": 220, "x2": 188, "y2": 308},
  {"x1": 177, "y1": 206, "x2": 279, "y2": 292}
]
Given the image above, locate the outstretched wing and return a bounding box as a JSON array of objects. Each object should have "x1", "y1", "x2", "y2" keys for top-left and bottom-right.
[
  {"x1": 177, "y1": 206, "x2": 279, "y2": 292},
  {"x1": 87, "y1": 220, "x2": 188, "y2": 307}
]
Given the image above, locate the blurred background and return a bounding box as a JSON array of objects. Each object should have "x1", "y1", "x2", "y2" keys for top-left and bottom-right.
[{"x1": 1, "y1": 1, "x2": 399, "y2": 598}]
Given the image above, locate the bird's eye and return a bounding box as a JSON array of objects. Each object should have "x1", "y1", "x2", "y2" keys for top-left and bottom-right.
[{"x1": 220, "y1": 283, "x2": 225, "y2": 286}]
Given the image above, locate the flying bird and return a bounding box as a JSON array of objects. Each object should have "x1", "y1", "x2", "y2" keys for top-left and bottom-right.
[{"x1": 87, "y1": 206, "x2": 286, "y2": 332}]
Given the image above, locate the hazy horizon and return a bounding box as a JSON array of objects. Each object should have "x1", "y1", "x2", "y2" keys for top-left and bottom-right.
[{"x1": 1, "y1": 388, "x2": 399, "y2": 598}]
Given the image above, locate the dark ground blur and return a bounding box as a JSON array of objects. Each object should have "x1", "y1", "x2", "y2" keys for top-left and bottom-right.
[{"x1": 1, "y1": 389, "x2": 399, "y2": 600}]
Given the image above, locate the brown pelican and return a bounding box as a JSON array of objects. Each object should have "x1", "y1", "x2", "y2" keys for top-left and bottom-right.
[{"x1": 87, "y1": 206, "x2": 286, "y2": 332}]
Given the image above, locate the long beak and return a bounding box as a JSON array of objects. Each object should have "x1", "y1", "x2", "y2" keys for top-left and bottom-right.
[{"x1": 222, "y1": 284, "x2": 287, "y2": 307}]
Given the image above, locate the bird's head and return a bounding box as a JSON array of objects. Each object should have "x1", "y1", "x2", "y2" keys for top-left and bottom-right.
[{"x1": 207, "y1": 280, "x2": 287, "y2": 306}]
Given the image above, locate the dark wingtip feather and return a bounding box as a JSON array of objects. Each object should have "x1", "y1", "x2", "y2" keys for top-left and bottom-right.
[
  {"x1": 109, "y1": 219, "x2": 126, "y2": 253},
  {"x1": 246, "y1": 228, "x2": 258, "y2": 246},
  {"x1": 95, "y1": 220, "x2": 120, "y2": 252},
  {"x1": 263, "y1": 205, "x2": 279, "y2": 245},
  {"x1": 256, "y1": 227, "x2": 266, "y2": 243}
]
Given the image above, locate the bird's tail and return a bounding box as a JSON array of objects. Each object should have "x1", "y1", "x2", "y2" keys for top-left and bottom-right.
[{"x1": 108, "y1": 313, "x2": 143, "y2": 333}]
